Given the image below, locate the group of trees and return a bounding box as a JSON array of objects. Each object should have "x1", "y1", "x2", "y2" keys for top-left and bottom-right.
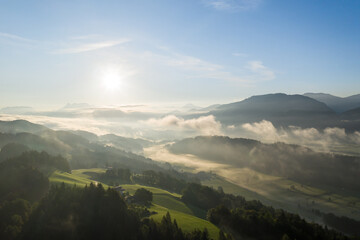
[
  {"x1": 0, "y1": 151, "x2": 70, "y2": 203},
  {"x1": 322, "y1": 213, "x2": 360, "y2": 236},
  {"x1": 181, "y1": 183, "x2": 354, "y2": 240},
  {"x1": 132, "y1": 170, "x2": 189, "y2": 193},
  {"x1": 133, "y1": 188, "x2": 153, "y2": 206},
  {"x1": 0, "y1": 151, "x2": 71, "y2": 240},
  {"x1": 311, "y1": 209, "x2": 360, "y2": 236},
  {"x1": 20, "y1": 183, "x2": 218, "y2": 240},
  {"x1": 141, "y1": 211, "x2": 232, "y2": 240},
  {"x1": 0, "y1": 198, "x2": 31, "y2": 240},
  {"x1": 0, "y1": 147, "x2": 358, "y2": 240},
  {"x1": 208, "y1": 205, "x2": 349, "y2": 240},
  {"x1": 100, "y1": 168, "x2": 132, "y2": 185}
]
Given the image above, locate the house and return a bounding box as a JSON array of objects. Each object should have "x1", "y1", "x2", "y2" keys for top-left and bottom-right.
[{"x1": 113, "y1": 186, "x2": 126, "y2": 196}]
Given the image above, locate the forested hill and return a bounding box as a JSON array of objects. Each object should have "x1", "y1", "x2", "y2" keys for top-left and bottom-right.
[
  {"x1": 187, "y1": 94, "x2": 339, "y2": 129},
  {"x1": 0, "y1": 119, "x2": 160, "y2": 171},
  {"x1": 167, "y1": 136, "x2": 360, "y2": 192}
]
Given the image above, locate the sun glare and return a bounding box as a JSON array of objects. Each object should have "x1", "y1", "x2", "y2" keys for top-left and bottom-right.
[{"x1": 101, "y1": 68, "x2": 123, "y2": 91}]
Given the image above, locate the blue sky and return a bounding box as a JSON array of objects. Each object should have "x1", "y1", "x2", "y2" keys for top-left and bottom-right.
[{"x1": 0, "y1": 0, "x2": 359, "y2": 108}]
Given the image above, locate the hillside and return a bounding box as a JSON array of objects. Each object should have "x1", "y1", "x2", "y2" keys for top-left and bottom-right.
[
  {"x1": 49, "y1": 169, "x2": 220, "y2": 239},
  {"x1": 188, "y1": 93, "x2": 339, "y2": 129},
  {"x1": 0, "y1": 151, "x2": 70, "y2": 202},
  {"x1": 304, "y1": 93, "x2": 360, "y2": 113},
  {"x1": 0, "y1": 119, "x2": 48, "y2": 134},
  {"x1": 341, "y1": 107, "x2": 360, "y2": 120},
  {"x1": 0, "y1": 120, "x2": 163, "y2": 172},
  {"x1": 167, "y1": 136, "x2": 360, "y2": 192}
]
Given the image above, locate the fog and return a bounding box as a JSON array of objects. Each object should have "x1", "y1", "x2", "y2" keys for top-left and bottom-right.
[
  {"x1": 236, "y1": 120, "x2": 360, "y2": 151},
  {"x1": 2, "y1": 104, "x2": 360, "y2": 154}
]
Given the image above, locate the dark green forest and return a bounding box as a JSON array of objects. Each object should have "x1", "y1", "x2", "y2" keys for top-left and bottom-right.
[{"x1": 1, "y1": 151, "x2": 359, "y2": 240}]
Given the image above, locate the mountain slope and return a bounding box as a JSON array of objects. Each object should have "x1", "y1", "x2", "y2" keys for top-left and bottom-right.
[
  {"x1": 0, "y1": 120, "x2": 163, "y2": 172},
  {"x1": 167, "y1": 136, "x2": 360, "y2": 192},
  {"x1": 341, "y1": 107, "x2": 360, "y2": 120},
  {"x1": 0, "y1": 120, "x2": 48, "y2": 134},
  {"x1": 196, "y1": 93, "x2": 338, "y2": 128},
  {"x1": 49, "y1": 170, "x2": 220, "y2": 239},
  {"x1": 304, "y1": 93, "x2": 360, "y2": 113}
]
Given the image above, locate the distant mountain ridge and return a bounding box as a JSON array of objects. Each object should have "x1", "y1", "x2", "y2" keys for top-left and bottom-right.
[
  {"x1": 188, "y1": 93, "x2": 338, "y2": 129},
  {"x1": 304, "y1": 93, "x2": 360, "y2": 113},
  {"x1": 0, "y1": 120, "x2": 49, "y2": 134}
]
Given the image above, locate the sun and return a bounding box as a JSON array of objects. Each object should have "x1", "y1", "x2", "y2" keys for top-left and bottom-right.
[{"x1": 101, "y1": 68, "x2": 123, "y2": 91}]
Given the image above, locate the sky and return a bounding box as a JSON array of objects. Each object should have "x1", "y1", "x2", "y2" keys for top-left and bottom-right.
[{"x1": 0, "y1": 0, "x2": 359, "y2": 109}]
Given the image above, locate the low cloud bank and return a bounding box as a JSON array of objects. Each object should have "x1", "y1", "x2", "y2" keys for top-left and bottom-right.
[
  {"x1": 239, "y1": 120, "x2": 360, "y2": 150},
  {"x1": 2, "y1": 109, "x2": 360, "y2": 151},
  {"x1": 146, "y1": 115, "x2": 222, "y2": 135}
]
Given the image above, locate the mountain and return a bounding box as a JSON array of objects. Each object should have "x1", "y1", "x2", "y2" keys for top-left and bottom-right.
[
  {"x1": 201, "y1": 104, "x2": 221, "y2": 112},
  {"x1": 0, "y1": 120, "x2": 49, "y2": 134},
  {"x1": 304, "y1": 93, "x2": 360, "y2": 113},
  {"x1": 0, "y1": 120, "x2": 162, "y2": 172},
  {"x1": 71, "y1": 130, "x2": 154, "y2": 154},
  {"x1": 341, "y1": 107, "x2": 360, "y2": 120},
  {"x1": 181, "y1": 103, "x2": 201, "y2": 111},
  {"x1": 192, "y1": 93, "x2": 338, "y2": 128},
  {"x1": 0, "y1": 143, "x2": 30, "y2": 162},
  {"x1": 99, "y1": 134, "x2": 153, "y2": 154}
]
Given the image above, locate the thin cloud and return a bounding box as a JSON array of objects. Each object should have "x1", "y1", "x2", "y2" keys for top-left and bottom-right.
[
  {"x1": 203, "y1": 0, "x2": 262, "y2": 11},
  {"x1": 52, "y1": 39, "x2": 130, "y2": 54},
  {"x1": 239, "y1": 120, "x2": 360, "y2": 150},
  {"x1": 143, "y1": 50, "x2": 273, "y2": 83},
  {"x1": 146, "y1": 115, "x2": 223, "y2": 135},
  {"x1": 0, "y1": 32, "x2": 36, "y2": 43},
  {"x1": 168, "y1": 54, "x2": 223, "y2": 72},
  {"x1": 246, "y1": 60, "x2": 275, "y2": 81}
]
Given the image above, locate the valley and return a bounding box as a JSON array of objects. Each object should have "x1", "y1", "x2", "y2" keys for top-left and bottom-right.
[{"x1": 145, "y1": 144, "x2": 360, "y2": 222}]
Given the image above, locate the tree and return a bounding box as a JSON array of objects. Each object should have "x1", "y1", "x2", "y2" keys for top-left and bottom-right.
[{"x1": 134, "y1": 188, "x2": 153, "y2": 205}]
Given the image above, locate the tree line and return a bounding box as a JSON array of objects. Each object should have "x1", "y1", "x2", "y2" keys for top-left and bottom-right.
[
  {"x1": 20, "y1": 183, "x2": 226, "y2": 240},
  {"x1": 181, "y1": 183, "x2": 357, "y2": 240}
]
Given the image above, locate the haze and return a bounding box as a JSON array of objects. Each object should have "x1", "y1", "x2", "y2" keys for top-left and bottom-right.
[{"x1": 1, "y1": 1, "x2": 360, "y2": 240}]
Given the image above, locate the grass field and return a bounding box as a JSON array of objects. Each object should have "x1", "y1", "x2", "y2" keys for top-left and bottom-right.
[
  {"x1": 121, "y1": 184, "x2": 219, "y2": 238},
  {"x1": 49, "y1": 170, "x2": 220, "y2": 239},
  {"x1": 49, "y1": 168, "x2": 108, "y2": 188}
]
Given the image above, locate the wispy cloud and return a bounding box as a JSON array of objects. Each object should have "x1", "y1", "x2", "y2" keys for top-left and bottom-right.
[
  {"x1": 246, "y1": 60, "x2": 275, "y2": 81},
  {"x1": 52, "y1": 39, "x2": 130, "y2": 54},
  {"x1": 143, "y1": 50, "x2": 274, "y2": 83},
  {"x1": 169, "y1": 55, "x2": 276, "y2": 82},
  {"x1": 167, "y1": 54, "x2": 223, "y2": 72},
  {"x1": 203, "y1": 0, "x2": 262, "y2": 11},
  {"x1": 0, "y1": 32, "x2": 36, "y2": 43},
  {"x1": 0, "y1": 32, "x2": 130, "y2": 55}
]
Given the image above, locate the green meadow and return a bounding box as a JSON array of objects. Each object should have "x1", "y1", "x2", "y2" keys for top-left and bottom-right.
[{"x1": 49, "y1": 169, "x2": 220, "y2": 239}]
